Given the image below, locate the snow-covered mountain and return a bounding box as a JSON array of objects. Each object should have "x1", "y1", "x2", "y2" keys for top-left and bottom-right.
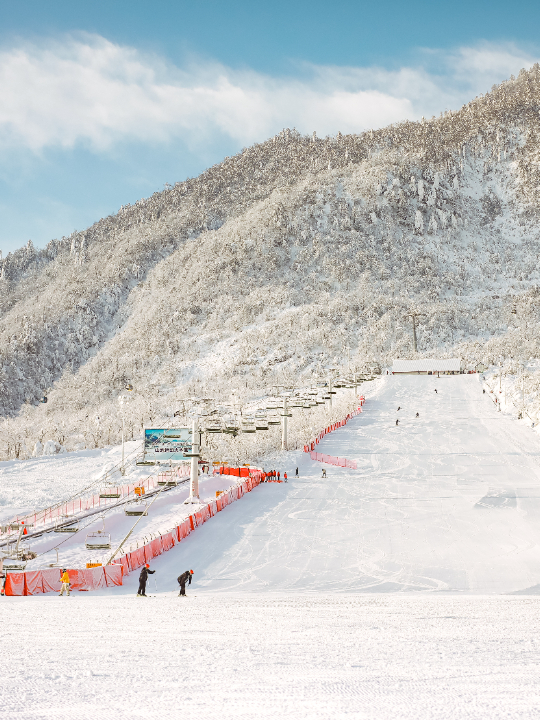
[{"x1": 2, "y1": 65, "x2": 540, "y2": 456}]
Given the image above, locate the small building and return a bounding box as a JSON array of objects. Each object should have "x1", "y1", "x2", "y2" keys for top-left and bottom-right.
[{"x1": 392, "y1": 358, "x2": 462, "y2": 375}]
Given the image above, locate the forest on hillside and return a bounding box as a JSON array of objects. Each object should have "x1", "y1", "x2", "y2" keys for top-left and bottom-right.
[{"x1": 1, "y1": 66, "x2": 540, "y2": 458}]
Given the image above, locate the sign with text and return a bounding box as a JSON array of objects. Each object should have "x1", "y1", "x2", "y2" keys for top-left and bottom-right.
[{"x1": 144, "y1": 428, "x2": 192, "y2": 462}]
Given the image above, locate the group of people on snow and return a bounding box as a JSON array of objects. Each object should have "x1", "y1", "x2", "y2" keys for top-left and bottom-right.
[
  {"x1": 137, "y1": 564, "x2": 194, "y2": 597},
  {"x1": 53, "y1": 565, "x2": 194, "y2": 598}
]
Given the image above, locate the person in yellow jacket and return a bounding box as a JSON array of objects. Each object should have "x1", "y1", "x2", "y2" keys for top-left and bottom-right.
[{"x1": 59, "y1": 569, "x2": 70, "y2": 596}]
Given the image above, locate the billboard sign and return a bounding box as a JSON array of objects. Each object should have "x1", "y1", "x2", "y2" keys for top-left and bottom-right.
[{"x1": 144, "y1": 428, "x2": 192, "y2": 462}]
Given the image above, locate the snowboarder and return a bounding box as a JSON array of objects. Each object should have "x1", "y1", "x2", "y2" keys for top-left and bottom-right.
[
  {"x1": 295, "y1": 467, "x2": 299, "y2": 477},
  {"x1": 59, "y1": 569, "x2": 71, "y2": 596},
  {"x1": 178, "y1": 569, "x2": 194, "y2": 596},
  {"x1": 322, "y1": 468, "x2": 327, "y2": 478},
  {"x1": 138, "y1": 563, "x2": 155, "y2": 597},
  {"x1": 396, "y1": 419, "x2": 399, "y2": 426}
]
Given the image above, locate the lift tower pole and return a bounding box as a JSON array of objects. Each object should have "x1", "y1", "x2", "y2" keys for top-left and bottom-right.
[
  {"x1": 281, "y1": 396, "x2": 289, "y2": 451},
  {"x1": 405, "y1": 312, "x2": 425, "y2": 354}
]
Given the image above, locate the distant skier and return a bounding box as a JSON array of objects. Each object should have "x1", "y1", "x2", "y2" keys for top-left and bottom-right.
[
  {"x1": 284, "y1": 472, "x2": 288, "y2": 481},
  {"x1": 397, "y1": 406, "x2": 401, "y2": 411},
  {"x1": 59, "y1": 569, "x2": 71, "y2": 597},
  {"x1": 178, "y1": 569, "x2": 194, "y2": 597},
  {"x1": 138, "y1": 563, "x2": 155, "y2": 597},
  {"x1": 396, "y1": 419, "x2": 399, "y2": 426},
  {"x1": 277, "y1": 471, "x2": 280, "y2": 481},
  {"x1": 295, "y1": 467, "x2": 299, "y2": 477},
  {"x1": 434, "y1": 389, "x2": 438, "y2": 394},
  {"x1": 416, "y1": 413, "x2": 419, "y2": 418},
  {"x1": 322, "y1": 468, "x2": 327, "y2": 478}
]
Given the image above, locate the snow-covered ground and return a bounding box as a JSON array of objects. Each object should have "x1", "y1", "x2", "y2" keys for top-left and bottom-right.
[
  {"x1": 4, "y1": 374, "x2": 540, "y2": 718},
  {"x1": 4, "y1": 594, "x2": 540, "y2": 719}
]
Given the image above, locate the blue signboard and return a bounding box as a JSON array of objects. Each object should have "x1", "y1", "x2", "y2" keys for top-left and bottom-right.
[{"x1": 144, "y1": 428, "x2": 192, "y2": 462}]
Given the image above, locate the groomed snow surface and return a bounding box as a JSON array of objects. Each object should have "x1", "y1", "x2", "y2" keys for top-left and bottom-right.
[{"x1": 4, "y1": 374, "x2": 540, "y2": 719}]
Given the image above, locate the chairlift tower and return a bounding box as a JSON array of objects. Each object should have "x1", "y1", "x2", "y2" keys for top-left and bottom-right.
[
  {"x1": 281, "y1": 395, "x2": 289, "y2": 451},
  {"x1": 405, "y1": 312, "x2": 425, "y2": 354},
  {"x1": 187, "y1": 418, "x2": 200, "y2": 503}
]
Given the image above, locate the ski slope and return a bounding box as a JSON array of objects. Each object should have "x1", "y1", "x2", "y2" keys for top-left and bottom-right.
[
  {"x1": 5, "y1": 374, "x2": 540, "y2": 720},
  {"x1": 102, "y1": 373, "x2": 540, "y2": 596}
]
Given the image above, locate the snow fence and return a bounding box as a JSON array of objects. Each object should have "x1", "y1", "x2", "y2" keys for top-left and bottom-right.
[
  {"x1": 303, "y1": 398, "x2": 364, "y2": 453},
  {"x1": 309, "y1": 452, "x2": 357, "y2": 469},
  {"x1": 4, "y1": 468, "x2": 264, "y2": 596}
]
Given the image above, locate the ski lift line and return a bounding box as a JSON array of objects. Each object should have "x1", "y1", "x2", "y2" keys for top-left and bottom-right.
[
  {"x1": 0, "y1": 476, "x2": 190, "y2": 551},
  {"x1": 6, "y1": 440, "x2": 145, "y2": 528},
  {"x1": 13, "y1": 476, "x2": 191, "y2": 561},
  {"x1": 10, "y1": 454, "x2": 187, "y2": 535}
]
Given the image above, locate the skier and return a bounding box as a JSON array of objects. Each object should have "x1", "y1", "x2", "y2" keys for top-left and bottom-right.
[
  {"x1": 322, "y1": 468, "x2": 327, "y2": 478},
  {"x1": 397, "y1": 406, "x2": 401, "y2": 411},
  {"x1": 277, "y1": 471, "x2": 280, "y2": 481},
  {"x1": 396, "y1": 419, "x2": 399, "y2": 426},
  {"x1": 284, "y1": 472, "x2": 288, "y2": 482},
  {"x1": 295, "y1": 467, "x2": 299, "y2": 477},
  {"x1": 434, "y1": 389, "x2": 438, "y2": 394},
  {"x1": 138, "y1": 563, "x2": 155, "y2": 597},
  {"x1": 416, "y1": 412, "x2": 419, "y2": 418},
  {"x1": 177, "y1": 569, "x2": 194, "y2": 596},
  {"x1": 59, "y1": 569, "x2": 71, "y2": 596}
]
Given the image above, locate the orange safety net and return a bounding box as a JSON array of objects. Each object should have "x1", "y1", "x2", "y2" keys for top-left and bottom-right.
[
  {"x1": 24, "y1": 570, "x2": 44, "y2": 595},
  {"x1": 4, "y1": 572, "x2": 25, "y2": 596}
]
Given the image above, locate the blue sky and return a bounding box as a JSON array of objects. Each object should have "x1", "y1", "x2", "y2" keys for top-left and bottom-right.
[{"x1": 0, "y1": 0, "x2": 539, "y2": 254}]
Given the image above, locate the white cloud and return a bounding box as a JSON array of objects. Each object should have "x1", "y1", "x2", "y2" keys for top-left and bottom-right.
[{"x1": 0, "y1": 35, "x2": 538, "y2": 152}]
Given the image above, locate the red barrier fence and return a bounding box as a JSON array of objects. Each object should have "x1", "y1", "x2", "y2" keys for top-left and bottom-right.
[
  {"x1": 5, "y1": 468, "x2": 264, "y2": 597},
  {"x1": 309, "y1": 451, "x2": 357, "y2": 469},
  {"x1": 4, "y1": 564, "x2": 123, "y2": 596},
  {"x1": 303, "y1": 398, "x2": 365, "y2": 453}
]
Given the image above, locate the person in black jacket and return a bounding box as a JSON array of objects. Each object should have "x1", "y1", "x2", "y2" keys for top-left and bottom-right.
[
  {"x1": 178, "y1": 569, "x2": 194, "y2": 596},
  {"x1": 137, "y1": 563, "x2": 155, "y2": 596}
]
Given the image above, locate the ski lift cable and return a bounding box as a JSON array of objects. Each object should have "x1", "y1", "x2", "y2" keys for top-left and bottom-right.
[
  {"x1": 7, "y1": 439, "x2": 145, "y2": 527},
  {"x1": 105, "y1": 483, "x2": 169, "y2": 566}
]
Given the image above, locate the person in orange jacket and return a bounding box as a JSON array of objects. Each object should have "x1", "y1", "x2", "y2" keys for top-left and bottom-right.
[
  {"x1": 59, "y1": 569, "x2": 70, "y2": 596},
  {"x1": 283, "y1": 472, "x2": 288, "y2": 482}
]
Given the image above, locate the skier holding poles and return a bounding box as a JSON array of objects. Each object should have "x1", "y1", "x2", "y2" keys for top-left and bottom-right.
[
  {"x1": 178, "y1": 569, "x2": 194, "y2": 596},
  {"x1": 137, "y1": 563, "x2": 155, "y2": 597}
]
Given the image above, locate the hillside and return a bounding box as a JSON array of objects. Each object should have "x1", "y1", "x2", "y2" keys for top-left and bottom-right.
[{"x1": 2, "y1": 65, "x2": 540, "y2": 456}]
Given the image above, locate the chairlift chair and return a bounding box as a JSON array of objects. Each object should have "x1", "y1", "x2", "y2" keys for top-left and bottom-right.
[
  {"x1": 85, "y1": 531, "x2": 112, "y2": 549},
  {"x1": 99, "y1": 486, "x2": 121, "y2": 499},
  {"x1": 205, "y1": 423, "x2": 223, "y2": 433},
  {"x1": 85, "y1": 517, "x2": 111, "y2": 550},
  {"x1": 124, "y1": 502, "x2": 149, "y2": 517},
  {"x1": 54, "y1": 516, "x2": 79, "y2": 533},
  {"x1": 241, "y1": 420, "x2": 256, "y2": 433}
]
